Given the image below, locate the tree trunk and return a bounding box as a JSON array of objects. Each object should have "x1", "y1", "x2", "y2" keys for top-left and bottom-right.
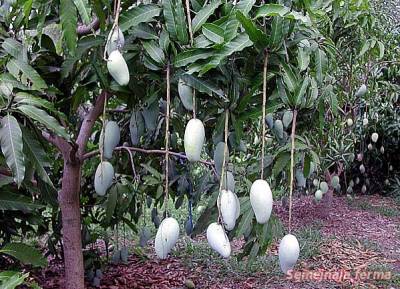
[{"x1": 59, "y1": 161, "x2": 84, "y2": 289}]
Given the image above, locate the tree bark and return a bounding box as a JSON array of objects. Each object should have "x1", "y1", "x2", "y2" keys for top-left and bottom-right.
[
  {"x1": 42, "y1": 91, "x2": 108, "y2": 289},
  {"x1": 59, "y1": 161, "x2": 84, "y2": 289}
]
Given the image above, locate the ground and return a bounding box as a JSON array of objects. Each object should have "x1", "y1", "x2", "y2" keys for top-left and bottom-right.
[{"x1": 29, "y1": 194, "x2": 400, "y2": 289}]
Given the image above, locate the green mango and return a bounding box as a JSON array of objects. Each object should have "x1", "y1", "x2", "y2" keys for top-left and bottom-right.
[
  {"x1": 282, "y1": 110, "x2": 293, "y2": 128},
  {"x1": 319, "y1": 181, "x2": 329, "y2": 194},
  {"x1": 274, "y1": 119, "x2": 284, "y2": 139},
  {"x1": 107, "y1": 50, "x2": 130, "y2": 86},
  {"x1": 214, "y1": 142, "x2": 229, "y2": 175},
  {"x1": 94, "y1": 161, "x2": 114, "y2": 196},
  {"x1": 178, "y1": 79, "x2": 194, "y2": 110},
  {"x1": 106, "y1": 27, "x2": 125, "y2": 56},
  {"x1": 100, "y1": 121, "x2": 120, "y2": 159}
]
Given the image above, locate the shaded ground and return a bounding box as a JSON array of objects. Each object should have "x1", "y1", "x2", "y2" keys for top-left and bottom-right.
[{"x1": 28, "y1": 194, "x2": 399, "y2": 289}]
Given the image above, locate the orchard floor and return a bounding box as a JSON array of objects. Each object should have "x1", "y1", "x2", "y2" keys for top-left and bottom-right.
[{"x1": 32, "y1": 195, "x2": 400, "y2": 289}]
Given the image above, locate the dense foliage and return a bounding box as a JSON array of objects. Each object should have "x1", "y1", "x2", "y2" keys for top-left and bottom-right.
[{"x1": 0, "y1": 0, "x2": 398, "y2": 288}]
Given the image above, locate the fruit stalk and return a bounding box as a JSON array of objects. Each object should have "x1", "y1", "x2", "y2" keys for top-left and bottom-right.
[
  {"x1": 218, "y1": 110, "x2": 229, "y2": 223},
  {"x1": 184, "y1": 0, "x2": 196, "y2": 119},
  {"x1": 164, "y1": 62, "x2": 171, "y2": 216},
  {"x1": 261, "y1": 51, "x2": 269, "y2": 179},
  {"x1": 288, "y1": 109, "x2": 298, "y2": 233}
]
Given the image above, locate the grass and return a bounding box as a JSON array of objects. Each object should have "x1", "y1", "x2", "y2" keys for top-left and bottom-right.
[
  {"x1": 173, "y1": 237, "x2": 281, "y2": 282},
  {"x1": 172, "y1": 222, "x2": 324, "y2": 283},
  {"x1": 347, "y1": 199, "x2": 400, "y2": 217},
  {"x1": 365, "y1": 263, "x2": 400, "y2": 288},
  {"x1": 295, "y1": 223, "x2": 324, "y2": 261}
]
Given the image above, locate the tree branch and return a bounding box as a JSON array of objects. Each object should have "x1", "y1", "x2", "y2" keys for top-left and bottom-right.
[
  {"x1": 76, "y1": 90, "x2": 109, "y2": 159},
  {"x1": 42, "y1": 131, "x2": 71, "y2": 157},
  {"x1": 76, "y1": 17, "x2": 100, "y2": 36}
]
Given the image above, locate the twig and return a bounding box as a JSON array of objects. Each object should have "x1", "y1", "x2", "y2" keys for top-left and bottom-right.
[
  {"x1": 119, "y1": 146, "x2": 138, "y2": 180},
  {"x1": 83, "y1": 146, "x2": 214, "y2": 166},
  {"x1": 77, "y1": 17, "x2": 100, "y2": 35}
]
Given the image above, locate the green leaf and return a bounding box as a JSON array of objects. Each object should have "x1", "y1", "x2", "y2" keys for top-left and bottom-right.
[
  {"x1": 174, "y1": 48, "x2": 213, "y2": 67},
  {"x1": 163, "y1": 0, "x2": 178, "y2": 40},
  {"x1": 16, "y1": 105, "x2": 69, "y2": 140},
  {"x1": 72, "y1": 0, "x2": 91, "y2": 25},
  {"x1": 280, "y1": 61, "x2": 298, "y2": 92},
  {"x1": 22, "y1": 128, "x2": 53, "y2": 186},
  {"x1": 255, "y1": 4, "x2": 289, "y2": 18},
  {"x1": 23, "y1": 0, "x2": 33, "y2": 23},
  {"x1": 173, "y1": 0, "x2": 189, "y2": 43},
  {"x1": 0, "y1": 74, "x2": 34, "y2": 91},
  {"x1": 199, "y1": 33, "x2": 253, "y2": 74},
  {"x1": 0, "y1": 271, "x2": 29, "y2": 289},
  {"x1": 60, "y1": 0, "x2": 77, "y2": 56},
  {"x1": 192, "y1": 0, "x2": 221, "y2": 33},
  {"x1": 2, "y1": 39, "x2": 23, "y2": 59},
  {"x1": 297, "y1": 46, "x2": 310, "y2": 72},
  {"x1": 294, "y1": 77, "x2": 309, "y2": 107},
  {"x1": 159, "y1": 29, "x2": 171, "y2": 50},
  {"x1": 236, "y1": 199, "x2": 254, "y2": 237},
  {"x1": 7, "y1": 59, "x2": 47, "y2": 90},
  {"x1": 0, "y1": 115, "x2": 25, "y2": 187},
  {"x1": 236, "y1": 11, "x2": 269, "y2": 48},
  {"x1": 105, "y1": 185, "x2": 118, "y2": 224},
  {"x1": 14, "y1": 92, "x2": 67, "y2": 121},
  {"x1": 131, "y1": 23, "x2": 158, "y2": 40},
  {"x1": 314, "y1": 48, "x2": 327, "y2": 84},
  {"x1": 0, "y1": 190, "x2": 44, "y2": 211},
  {"x1": 119, "y1": 4, "x2": 161, "y2": 32},
  {"x1": 0, "y1": 175, "x2": 14, "y2": 187},
  {"x1": 180, "y1": 74, "x2": 225, "y2": 98},
  {"x1": 270, "y1": 16, "x2": 284, "y2": 48},
  {"x1": 202, "y1": 23, "x2": 224, "y2": 44},
  {"x1": 377, "y1": 41, "x2": 384, "y2": 59},
  {"x1": 1, "y1": 243, "x2": 47, "y2": 267},
  {"x1": 222, "y1": 16, "x2": 240, "y2": 42},
  {"x1": 273, "y1": 151, "x2": 290, "y2": 177},
  {"x1": 194, "y1": 34, "x2": 213, "y2": 48},
  {"x1": 359, "y1": 40, "x2": 370, "y2": 58},
  {"x1": 43, "y1": 23, "x2": 63, "y2": 55},
  {"x1": 235, "y1": 0, "x2": 256, "y2": 15},
  {"x1": 142, "y1": 41, "x2": 165, "y2": 64}
]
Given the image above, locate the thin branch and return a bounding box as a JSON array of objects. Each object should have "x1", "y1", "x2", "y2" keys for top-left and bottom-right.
[
  {"x1": 76, "y1": 17, "x2": 100, "y2": 36},
  {"x1": 83, "y1": 146, "x2": 214, "y2": 167},
  {"x1": 76, "y1": 91, "x2": 109, "y2": 159},
  {"x1": 42, "y1": 131, "x2": 71, "y2": 157},
  {"x1": 119, "y1": 146, "x2": 138, "y2": 180}
]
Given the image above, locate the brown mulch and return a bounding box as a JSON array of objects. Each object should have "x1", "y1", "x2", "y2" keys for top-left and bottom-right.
[
  {"x1": 275, "y1": 195, "x2": 400, "y2": 255},
  {"x1": 23, "y1": 194, "x2": 400, "y2": 288}
]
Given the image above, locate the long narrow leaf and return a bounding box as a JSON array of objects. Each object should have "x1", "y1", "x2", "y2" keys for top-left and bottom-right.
[
  {"x1": 60, "y1": 0, "x2": 77, "y2": 55},
  {"x1": 0, "y1": 115, "x2": 25, "y2": 187},
  {"x1": 7, "y1": 59, "x2": 47, "y2": 90},
  {"x1": 119, "y1": 4, "x2": 161, "y2": 32},
  {"x1": 72, "y1": 0, "x2": 91, "y2": 25},
  {"x1": 192, "y1": 0, "x2": 221, "y2": 33},
  {"x1": 16, "y1": 105, "x2": 69, "y2": 140}
]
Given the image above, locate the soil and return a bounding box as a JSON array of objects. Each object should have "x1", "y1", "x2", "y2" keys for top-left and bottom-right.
[{"x1": 22, "y1": 195, "x2": 400, "y2": 289}]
